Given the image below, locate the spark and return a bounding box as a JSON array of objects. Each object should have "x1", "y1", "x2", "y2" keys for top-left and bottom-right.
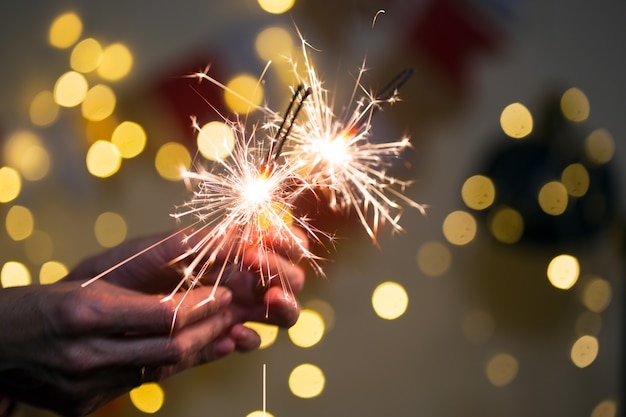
[
  {"x1": 262, "y1": 363, "x2": 267, "y2": 417},
  {"x1": 272, "y1": 30, "x2": 426, "y2": 243},
  {"x1": 165, "y1": 118, "x2": 325, "y2": 311},
  {"x1": 188, "y1": 29, "x2": 425, "y2": 243},
  {"x1": 372, "y1": 9, "x2": 385, "y2": 28}
]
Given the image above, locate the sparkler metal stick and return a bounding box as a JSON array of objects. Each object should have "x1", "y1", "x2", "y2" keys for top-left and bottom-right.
[{"x1": 264, "y1": 84, "x2": 312, "y2": 169}]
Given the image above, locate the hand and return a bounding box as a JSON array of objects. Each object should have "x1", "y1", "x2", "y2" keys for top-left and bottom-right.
[{"x1": 0, "y1": 227, "x2": 308, "y2": 416}]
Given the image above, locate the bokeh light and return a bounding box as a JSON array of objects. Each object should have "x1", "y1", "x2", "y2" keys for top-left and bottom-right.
[
  {"x1": 129, "y1": 383, "x2": 165, "y2": 414},
  {"x1": 257, "y1": 0, "x2": 296, "y2": 14},
  {"x1": 54, "y1": 71, "x2": 88, "y2": 107},
  {"x1": 255, "y1": 26, "x2": 294, "y2": 62},
  {"x1": 224, "y1": 74, "x2": 264, "y2": 114},
  {"x1": 570, "y1": 335, "x2": 599, "y2": 368},
  {"x1": 560, "y1": 87, "x2": 590, "y2": 122},
  {"x1": 94, "y1": 211, "x2": 128, "y2": 248},
  {"x1": 591, "y1": 399, "x2": 618, "y2": 417},
  {"x1": 81, "y1": 84, "x2": 116, "y2": 121},
  {"x1": 442, "y1": 210, "x2": 477, "y2": 245},
  {"x1": 39, "y1": 261, "x2": 69, "y2": 285},
  {"x1": 243, "y1": 322, "x2": 279, "y2": 349},
  {"x1": 86, "y1": 140, "x2": 122, "y2": 178},
  {"x1": 488, "y1": 205, "x2": 524, "y2": 244},
  {"x1": 97, "y1": 43, "x2": 133, "y2": 81},
  {"x1": 111, "y1": 121, "x2": 147, "y2": 158},
  {"x1": 416, "y1": 240, "x2": 451, "y2": 277},
  {"x1": 561, "y1": 163, "x2": 590, "y2": 197},
  {"x1": 288, "y1": 309, "x2": 325, "y2": 348},
  {"x1": 5, "y1": 205, "x2": 34, "y2": 241},
  {"x1": 547, "y1": 254, "x2": 579, "y2": 290},
  {"x1": 155, "y1": 142, "x2": 192, "y2": 181},
  {"x1": 30, "y1": 90, "x2": 60, "y2": 126},
  {"x1": 485, "y1": 353, "x2": 518, "y2": 387},
  {"x1": 538, "y1": 181, "x2": 568, "y2": 216},
  {"x1": 71, "y1": 38, "x2": 103, "y2": 73},
  {"x1": 0, "y1": 167, "x2": 22, "y2": 203},
  {"x1": 3, "y1": 130, "x2": 50, "y2": 181},
  {"x1": 462, "y1": 175, "x2": 496, "y2": 210},
  {"x1": 581, "y1": 277, "x2": 612, "y2": 313},
  {"x1": 585, "y1": 128, "x2": 615, "y2": 165},
  {"x1": 1, "y1": 261, "x2": 31, "y2": 288},
  {"x1": 197, "y1": 121, "x2": 236, "y2": 161},
  {"x1": 304, "y1": 299, "x2": 336, "y2": 332},
  {"x1": 500, "y1": 102, "x2": 533, "y2": 139},
  {"x1": 288, "y1": 363, "x2": 325, "y2": 398},
  {"x1": 371, "y1": 281, "x2": 409, "y2": 320},
  {"x1": 49, "y1": 12, "x2": 82, "y2": 49}
]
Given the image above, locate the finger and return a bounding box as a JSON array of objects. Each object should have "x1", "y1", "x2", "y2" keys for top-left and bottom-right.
[
  {"x1": 240, "y1": 248, "x2": 306, "y2": 295},
  {"x1": 230, "y1": 323, "x2": 261, "y2": 352},
  {"x1": 57, "y1": 281, "x2": 232, "y2": 336},
  {"x1": 67, "y1": 227, "x2": 235, "y2": 295},
  {"x1": 263, "y1": 285, "x2": 301, "y2": 327},
  {"x1": 65, "y1": 230, "x2": 190, "y2": 292},
  {"x1": 53, "y1": 308, "x2": 236, "y2": 373},
  {"x1": 228, "y1": 285, "x2": 300, "y2": 328}
]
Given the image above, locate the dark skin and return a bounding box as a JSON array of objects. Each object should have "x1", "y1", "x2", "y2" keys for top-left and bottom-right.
[{"x1": 0, "y1": 227, "x2": 307, "y2": 417}]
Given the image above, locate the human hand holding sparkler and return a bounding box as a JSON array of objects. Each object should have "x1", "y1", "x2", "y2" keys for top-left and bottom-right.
[{"x1": 0, "y1": 227, "x2": 307, "y2": 417}]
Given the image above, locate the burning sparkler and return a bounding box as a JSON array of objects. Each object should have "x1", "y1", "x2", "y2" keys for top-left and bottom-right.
[
  {"x1": 190, "y1": 31, "x2": 425, "y2": 243},
  {"x1": 271, "y1": 31, "x2": 426, "y2": 243}
]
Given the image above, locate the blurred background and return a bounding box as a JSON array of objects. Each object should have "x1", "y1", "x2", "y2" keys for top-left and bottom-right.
[{"x1": 0, "y1": 0, "x2": 624, "y2": 416}]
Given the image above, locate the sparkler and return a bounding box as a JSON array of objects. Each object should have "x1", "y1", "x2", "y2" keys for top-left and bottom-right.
[
  {"x1": 83, "y1": 89, "x2": 325, "y2": 328},
  {"x1": 271, "y1": 32, "x2": 426, "y2": 244}
]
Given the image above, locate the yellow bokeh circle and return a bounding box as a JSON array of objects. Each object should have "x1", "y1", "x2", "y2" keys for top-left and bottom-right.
[
  {"x1": 40, "y1": 261, "x2": 69, "y2": 285},
  {"x1": 258, "y1": 0, "x2": 296, "y2": 14},
  {"x1": 442, "y1": 210, "x2": 477, "y2": 246},
  {"x1": 0, "y1": 167, "x2": 21, "y2": 203},
  {"x1": 462, "y1": 175, "x2": 496, "y2": 210},
  {"x1": 197, "y1": 121, "x2": 236, "y2": 161},
  {"x1": 86, "y1": 140, "x2": 122, "y2": 178},
  {"x1": 500, "y1": 102, "x2": 533, "y2": 139},
  {"x1": 155, "y1": 142, "x2": 192, "y2": 181},
  {"x1": 49, "y1": 12, "x2": 82, "y2": 49},
  {"x1": 111, "y1": 121, "x2": 147, "y2": 159},
  {"x1": 288, "y1": 363, "x2": 325, "y2": 399},
  {"x1": 54, "y1": 71, "x2": 88, "y2": 108},
  {"x1": 371, "y1": 281, "x2": 409, "y2": 320},
  {"x1": 547, "y1": 254, "x2": 579, "y2": 290},
  {"x1": 224, "y1": 74, "x2": 264, "y2": 114},
  {"x1": 97, "y1": 43, "x2": 133, "y2": 81},
  {"x1": 288, "y1": 309, "x2": 325, "y2": 348},
  {"x1": 1, "y1": 261, "x2": 31, "y2": 288}
]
